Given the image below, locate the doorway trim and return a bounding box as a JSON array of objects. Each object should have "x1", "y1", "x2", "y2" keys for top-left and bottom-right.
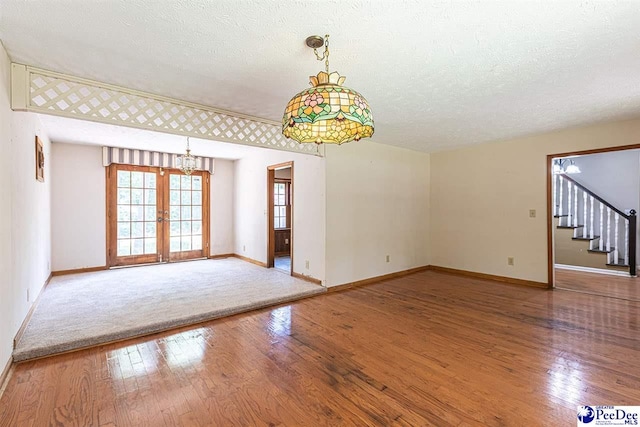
[
  {"x1": 546, "y1": 143, "x2": 640, "y2": 288},
  {"x1": 267, "y1": 161, "x2": 293, "y2": 273}
]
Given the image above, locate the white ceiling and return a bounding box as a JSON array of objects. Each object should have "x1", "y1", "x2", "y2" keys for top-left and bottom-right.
[{"x1": 2, "y1": 1, "x2": 640, "y2": 154}]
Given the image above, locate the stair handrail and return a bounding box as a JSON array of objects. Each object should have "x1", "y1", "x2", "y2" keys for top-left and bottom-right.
[
  {"x1": 559, "y1": 173, "x2": 637, "y2": 276},
  {"x1": 560, "y1": 174, "x2": 629, "y2": 219}
]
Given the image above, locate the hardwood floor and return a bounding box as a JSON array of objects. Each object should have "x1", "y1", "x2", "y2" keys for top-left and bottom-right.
[
  {"x1": 555, "y1": 268, "x2": 640, "y2": 300},
  {"x1": 2, "y1": 270, "x2": 640, "y2": 426}
]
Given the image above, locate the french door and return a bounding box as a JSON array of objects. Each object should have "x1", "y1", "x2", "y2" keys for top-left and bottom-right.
[{"x1": 107, "y1": 164, "x2": 209, "y2": 267}]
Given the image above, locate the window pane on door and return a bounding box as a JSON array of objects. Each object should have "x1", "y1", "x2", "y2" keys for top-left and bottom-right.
[
  {"x1": 116, "y1": 169, "x2": 158, "y2": 257},
  {"x1": 169, "y1": 174, "x2": 204, "y2": 253}
]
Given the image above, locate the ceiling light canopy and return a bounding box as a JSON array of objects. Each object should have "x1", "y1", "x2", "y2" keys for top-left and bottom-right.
[{"x1": 282, "y1": 35, "x2": 374, "y2": 145}]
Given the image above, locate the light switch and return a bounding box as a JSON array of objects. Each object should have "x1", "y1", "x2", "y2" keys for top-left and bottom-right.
[{"x1": 529, "y1": 209, "x2": 536, "y2": 218}]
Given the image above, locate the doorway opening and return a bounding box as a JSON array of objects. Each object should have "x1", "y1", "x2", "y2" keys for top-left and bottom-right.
[
  {"x1": 547, "y1": 144, "x2": 640, "y2": 300},
  {"x1": 267, "y1": 162, "x2": 293, "y2": 274},
  {"x1": 106, "y1": 164, "x2": 210, "y2": 267}
]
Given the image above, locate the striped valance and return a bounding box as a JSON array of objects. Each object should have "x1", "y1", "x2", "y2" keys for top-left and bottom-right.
[{"x1": 102, "y1": 147, "x2": 214, "y2": 174}]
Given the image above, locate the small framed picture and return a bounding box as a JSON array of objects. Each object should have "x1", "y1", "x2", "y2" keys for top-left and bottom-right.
[{"x1": 35, "y1": 136, "x2": 44, "y2": 182}]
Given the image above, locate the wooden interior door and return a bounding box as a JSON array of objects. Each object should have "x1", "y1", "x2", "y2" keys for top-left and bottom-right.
[{"x1": 107, "y1": 165, "x2": 209, "y2": 267}]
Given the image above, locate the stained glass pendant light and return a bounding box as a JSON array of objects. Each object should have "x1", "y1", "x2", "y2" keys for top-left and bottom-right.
[
  {"x1": 175, "y1": 137, "x2": 201, "y2": 175},
  {"x1": 282, "y1": 35, "x2": 374, "y2": 144}
]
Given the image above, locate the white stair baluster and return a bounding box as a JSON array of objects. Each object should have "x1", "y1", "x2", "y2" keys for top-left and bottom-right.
[
  {"x1": 558, "y1": 176, "x2": 564, "y2": 225},
  {"x1": 553, "y1": 174, "x2": 557, "y2": 217},
  {"x1": 625, "y1": 218, "x2": 630, "y2": 266},
  {"x1": 606, "y1": 207, "x2": 612, "y2": 253},
  {"x1": 599, "y1": 203, "x2": 604, "y2": 251},
  {"x1": 567, "y1": 181, "x2": 572, "y2": 229},
  {"x1": 583, "y1": 190, "x2": 587, "y2": 238},
  {"x1": 573, "y1": 184, "x2": 579, "y2": 228},
  {"x1": 613, "y1": 213, "x2": 620, "y2": 264},
  {"x1": 589, "y1": 196, "x2": 594, "y2": 240}
]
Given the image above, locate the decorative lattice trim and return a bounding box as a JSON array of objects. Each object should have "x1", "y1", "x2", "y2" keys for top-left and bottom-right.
[{"x1": 11, "y1": 64, "x2": 320, "y2": 156}]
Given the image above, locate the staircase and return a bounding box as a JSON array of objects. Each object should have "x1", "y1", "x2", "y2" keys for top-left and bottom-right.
[{"x1": 553, "y1": 173, "x2": 637, "y2": 276}]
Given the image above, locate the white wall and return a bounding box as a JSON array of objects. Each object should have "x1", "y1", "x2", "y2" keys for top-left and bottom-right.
[
  {"x1": 0, "y1": 44, "x2": 52, "y2": 372},
  {"x1": 51, "y1": 143, "x2": 105, "y2": 270},
  {"x1": 324, "y1": 142, "x2": 431, "y2": 288},
  {"x1": 430, "y1": 117, "x2": 640, "y2": 283},
  {"x1": 210, "y1": 158, "x2": 234, "y2": 255},
  {"x1": 570, "y1": 150, "x2": 640, "y2": 213},
  {"x1": 234, "y1": 148, "x2": 325, "y2": 281}
]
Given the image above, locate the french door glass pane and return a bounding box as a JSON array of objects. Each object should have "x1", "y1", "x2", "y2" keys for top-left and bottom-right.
[
  {"x1": 170, "y1": 237, "x2": 181, "y2": 252},
  {"x1": 118, "y1": 205, "x2": 130, "y2": 221},
  {"x1": 132, "y1": 239, "x2": 144, "y2": 255},
  {"x1": 144, "y1": 173, "x2": 156, "y2": 188},
  {"x1": 181, "y1": 206, "x2": 191, "y2": 220},
  {"x1": 131, "y1": 222, "x2": 144, "y2": 238},
  {"x1": 170, "y1": 206, "x2": 180, "y2": 220},
  {"x1": 181, "y1": 236, "x2": 191, "y2": 251},
  {"x1": 116, "y1": 169, "x2": 158, "y2": 257},
  {"x1": 131, "y1": 189, "x2": 143, "y2": 204},
  {"x1": 193, "y1": 236, "x2": 202, "y2": 250},
  {"x1": 131, "y1": 206, "x2": 143, "y2": 221},
  {"x1": 169, "y1": 174, "x2": 203, "y2": 253},
  {"x1": 131, "y1": 172, "x2": 144, "y2": 188},
  {"x1": 181, "y1": 176, "x2": 191, "y2": 190},
  {"x1": 170, "y1": 175, "x2": 180, "y2": 189},
  {"x1": 192, "y1": 191, "x2": 202, "y2": 205},
  {"x1": 145, "y1": 206, "x2": 156, "y2": 221},
  {"x1": 144, "y1": 238, "x2": 156, "y2": 253},
  {"x1": 192, "y1": 206, "x2": 202, "y2": 220},
  {"x1": 118, "y1": 240, "x2": 130, "y2": 256}
]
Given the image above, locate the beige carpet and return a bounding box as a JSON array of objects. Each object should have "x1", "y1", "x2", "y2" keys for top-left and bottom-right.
[{"x1": 14, "y1": 258, "x2": 325, "y2": 361}]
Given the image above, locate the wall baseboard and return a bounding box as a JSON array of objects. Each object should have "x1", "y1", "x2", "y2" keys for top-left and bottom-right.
[
  {"x1": 52, "y1": 266, "x2": 108, "y2": 276},
  {"x1": 13, "y1": 272, "x2": 53, "y2": 348},
  {"x1": 555, "y1": 263, "x2": 630, "y2": 277},
  {"x1": 232, "y1": 254, "x2": 268, "y2": 268},
  {"x1": 428, "y1": 265, "x2": 549, "y2": 289},
  {"x1": 291, "y1": 272, "x2": 322, "y2": 285},
  {"x1": 0, "y1": 356, "x2": 13, "y2": 400},
  {"x1": 208, "y1": 253, "x2": 234, "y2": 260},
  {"x1": 214, "y1": 254, "x2": 322, "y2": 284},
  {"x1": 328, "y1": 265, "x2": 430, "y2": 293}
]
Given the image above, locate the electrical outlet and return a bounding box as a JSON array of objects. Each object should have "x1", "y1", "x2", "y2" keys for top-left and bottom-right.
[
  {"x1": 386, "y1": 255, "x2": 390, "y2": 263},
  {"x1": 508, "y1": 257, "x2": 515, "y2": 266},
  {"x1": 529, "y1": 209, "x2": 536, "y2": 218},
  {"x1": 305, "y1": 260, "x2": 309, "y2": 269},
  {"x1": 285, "y1": 238, "x2": 289, "y2": 244},
  {"x1": 243, "y1": 245, "x2": 246, "y2": 252},
  {"x1": 26, "y1": 289, "x2": 30, "y2": 302}
]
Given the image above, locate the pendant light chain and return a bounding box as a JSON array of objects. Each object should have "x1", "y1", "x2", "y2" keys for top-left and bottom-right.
[{"x1": 313, "y1": 34, "x2": 330, "y2": 74}]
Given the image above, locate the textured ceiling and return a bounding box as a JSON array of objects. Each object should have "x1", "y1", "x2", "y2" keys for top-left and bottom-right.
[{"x1": 2, "y1": 1, "x2": 640, "y2": 153}]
